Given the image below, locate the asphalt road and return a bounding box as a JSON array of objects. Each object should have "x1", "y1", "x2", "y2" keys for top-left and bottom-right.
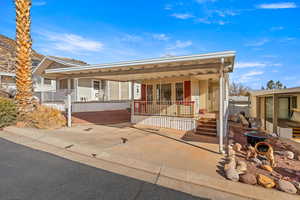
[{"x1": 0, "y1": 138, "x2": 208, "y2": 200}]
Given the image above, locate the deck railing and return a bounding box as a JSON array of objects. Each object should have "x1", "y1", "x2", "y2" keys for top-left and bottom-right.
[{"x1": 133, "y1": 101, "x2": 195, "y2": 118}]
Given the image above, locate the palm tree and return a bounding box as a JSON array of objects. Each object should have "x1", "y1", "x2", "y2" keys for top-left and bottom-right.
[{"x1": 15, "y1": 0, "x2": 33, "y2": 112}]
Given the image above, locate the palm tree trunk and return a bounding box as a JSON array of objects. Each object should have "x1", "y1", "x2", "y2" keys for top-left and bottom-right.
[{"x1": 15, "y1": 0, "x2": 33, "y2": 112}]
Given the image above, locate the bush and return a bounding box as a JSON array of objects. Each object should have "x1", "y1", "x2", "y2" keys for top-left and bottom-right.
[
  {"x1": 0, "y1": 97, "x2": 17, "y2": 128},
  {"x1": 27, "y1": 105, "x2": 66, "y2": 129}
]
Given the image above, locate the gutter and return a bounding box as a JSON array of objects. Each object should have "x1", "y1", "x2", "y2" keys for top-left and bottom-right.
[{"x1": 45, "y1": 51, "x2": 236, "y2": 74}]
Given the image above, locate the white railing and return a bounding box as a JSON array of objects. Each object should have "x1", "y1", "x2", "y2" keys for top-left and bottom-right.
[{"x1": 133, "y1": 101, "x2": 195, "y2": 118}]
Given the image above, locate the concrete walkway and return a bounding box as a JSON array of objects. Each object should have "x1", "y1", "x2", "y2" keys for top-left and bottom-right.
[{"x1": 1, "y1": 124, "x2": 298, "y2": 200}]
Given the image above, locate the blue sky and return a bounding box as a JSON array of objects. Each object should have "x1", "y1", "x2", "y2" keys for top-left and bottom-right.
[{"x1": 1, "y1": 0, "x2": 300, "y2": 89}]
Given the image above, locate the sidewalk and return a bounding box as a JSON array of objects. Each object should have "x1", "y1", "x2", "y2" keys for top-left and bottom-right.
[{"x1": 1, "y1": 125, "x2": 298, "y2": 200}]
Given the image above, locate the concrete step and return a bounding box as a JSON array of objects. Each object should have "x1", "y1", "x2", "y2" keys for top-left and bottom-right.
[
  {"x1": 196, "y1": 127, "x2": 216, "y2": 133},
  {"x1": 196, "y1": 130, "x2": 217, "y2": 136},
  {"x1": 197, "y1": 123, "x2": 217, "y2": 128},
  {"x1": 198, "y1": 120, "x2": 216, "y2": 125}
]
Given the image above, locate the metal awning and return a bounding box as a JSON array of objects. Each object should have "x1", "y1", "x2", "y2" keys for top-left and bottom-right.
[
  {"x1": 250, "y1": 87, "x2": 300, "y2": 97},
  {"x1": 34, "y1": 51, "x2": 236, "y2": 81}
]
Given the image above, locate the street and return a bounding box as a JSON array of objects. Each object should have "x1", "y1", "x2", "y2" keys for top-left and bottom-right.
[{"x1": 0, "y1": 138, "x2": 208, "y2": 200}]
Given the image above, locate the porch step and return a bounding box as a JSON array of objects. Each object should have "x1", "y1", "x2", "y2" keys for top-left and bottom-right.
[
  {"x1": 196, "y1": 117, "x2": 217, "y2": 136},
  {"x1": 197, "y1": 124, "x2": 217, "y2": 128},
  {"x1": 196, "y1": 127, "x2": 216, "y2": 133},
  {"x1": 292, "y1": 127, "x2": 300, "y2": 138},
  {"x1": 195, "y1": 130, "x2": 217, "y2": 136}
]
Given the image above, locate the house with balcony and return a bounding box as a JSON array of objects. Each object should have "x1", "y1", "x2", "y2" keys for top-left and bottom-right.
[{"x1": 35, "y1": 51, "x2": 236, "y2": 152}]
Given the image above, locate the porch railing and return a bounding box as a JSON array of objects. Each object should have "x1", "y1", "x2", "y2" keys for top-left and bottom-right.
[{"x1": 133, "y1": 101, "x2": 195, "y2": 118}]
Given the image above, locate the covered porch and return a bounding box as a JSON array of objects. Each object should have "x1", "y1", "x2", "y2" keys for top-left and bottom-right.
[
  {"x1": 250, "y1": 87, "x2": 300, "y2": 139},
  {"x1": 37, "y1": 51, "x2": 236, "y2": 153}
]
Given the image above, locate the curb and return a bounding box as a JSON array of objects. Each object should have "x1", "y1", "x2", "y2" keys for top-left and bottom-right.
[{"x1": 1, "y1": 127, "x2": 298, "y2": 200}]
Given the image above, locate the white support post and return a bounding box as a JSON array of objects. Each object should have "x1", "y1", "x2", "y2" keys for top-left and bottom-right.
[
  {"x1": 74, "y1": 78, "x2": 79, "y2": 101},
  {"x1": 67, "y1": 79, "x2": 71, "y2": 92},
  {"x1": 107, "y1": 81, "x2": 110, "y2": 101},
  {"x1": 119, "y1": 82, "x2": 122, "y2": 100},
  {"x1": 40, "y1": 77, "x2": 44, "y2": 103},
  {"x1": 67, "y1": 94, "x2": 72, "y2": 128},
  {"x1": 131, "y1": 81, "x2": 135, "y2": 122},
  {"x1": 219, "y1": 58, "x2": 225, "y2": 154}
]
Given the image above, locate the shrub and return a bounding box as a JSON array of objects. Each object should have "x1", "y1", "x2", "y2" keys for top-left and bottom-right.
[
  {"x1": 27, "y1": 105, "x2": 66, "y2": 129},
  {"x1": 0, "y1": 97, "x2": 17, "y2": 128}
]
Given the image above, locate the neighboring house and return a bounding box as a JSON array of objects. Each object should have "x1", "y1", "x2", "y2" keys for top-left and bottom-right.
[
  {"x1": 229, "y1": 96, "x2": 250, "y2": 116},
  {"x1": 0, "y1": 34, "x2": 56, "y2": 94},
  {"x1": 250, "y1": 87, "x2": 300, "y2": 139},
  {"x1": 34, "y1": 56, "x2": 141, "y2": 102},
  {"x1": 34, "y1": 51, "x2": 236, "y2": 152}
]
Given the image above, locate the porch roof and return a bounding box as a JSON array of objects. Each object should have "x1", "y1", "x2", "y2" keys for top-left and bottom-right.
[
  {"x1": 250, "y1": 87, "x2": 300, "y2": 97},
  {"x1": 35, "y1": 51, "x2": 236, "y2": 81}
]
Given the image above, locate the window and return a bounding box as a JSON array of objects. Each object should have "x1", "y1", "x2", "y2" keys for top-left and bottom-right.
[
  {"x1": 156, "y1": 84, "x2": 171, "y2": 103},
  {"x1": 100, "y1": 80, "x2": 106, "y2": 90},
  {"x1": 93, "y1": 81, "x2": 100, "y2": 90},
  {"x1": 59, "y1": 79, "x2": 68, "y2": 89},
  {"x1": 147, "y1": 85, "x2": 153, "y2": 102},
  {"x1": 59, "y1": 79, "x2": 74, "y2": 89},
  {"x1": 175, "y1": 82, "x2": 183, "y2": 101},
  {"x1": 44, "y1": 78, "x2": 52, "y2": 85}
]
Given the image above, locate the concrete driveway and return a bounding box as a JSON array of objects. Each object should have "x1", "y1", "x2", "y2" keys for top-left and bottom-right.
[{"x1": 5, "y1": 123, "x2": 223, "y2": 179}]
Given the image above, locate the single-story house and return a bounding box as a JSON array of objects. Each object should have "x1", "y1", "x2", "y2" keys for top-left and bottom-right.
[
  {"x1": 250, "y1": 87, "x2": 300, "y2": 139},
  {"x1": 34, "y1": 56, "x2": 140, "y2": 102},
  {"x1": 35, "y1": 51, "x2": 236, "y2": 153}
]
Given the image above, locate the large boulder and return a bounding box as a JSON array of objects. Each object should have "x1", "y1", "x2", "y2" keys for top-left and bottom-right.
[
  {"x1": 236, "y1": 160, "x2": 247, "y2": 174},
  {"x1": 225, "y1": 168, "x2": 239, "y2": 182},
  {"x1": 260, "y1": 165, "x2": 273, "y2": 172},
  {"x1": 233, "y1": 143, "x2": 242, "y2": 152},
  {"x1": 250, "y1": 158, "x2": 262, "y2": 166},
  {"x1": 257, "y1": 174, "x2": 275, "y2": 188},
  {"x1": 277, "y1": 180, "x2": 297, "y2": 194},
  {"x1": 240, "y1": 173, "x2": 257, "y2": 185}
]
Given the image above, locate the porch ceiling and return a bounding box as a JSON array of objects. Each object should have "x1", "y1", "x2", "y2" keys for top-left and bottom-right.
[{"x1": 40, "y1": 51, "x2": 236, "y2": 81}]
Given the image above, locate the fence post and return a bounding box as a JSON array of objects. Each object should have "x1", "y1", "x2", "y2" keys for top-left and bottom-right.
[{"x1": 67, "y1": 94, "x2": 72, "y2": 127}]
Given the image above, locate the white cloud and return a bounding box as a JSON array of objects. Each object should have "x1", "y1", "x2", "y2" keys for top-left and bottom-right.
[
  {"x1": 245, "y1": 38, "x2": 270, "y2": 47},
  {"x1": 236, "y1": 62, "x2": 282, "y2": 68},
  {"x1": 38, "y1": 31, "x2": 103, "y2": 53},
  {"x1": 257, "y1": 2, "x2": 297, "y2": 9},
  {"x1": 197, "y1": 18, "x2": 227, "y2": 25},
  {"x1": 152, "y1": 34, "x2": 170, "y2": 41},
  {"x1": 239, "y1": 70, "x2": 264, "y2": 83},
  {"x1": 214, "y1": 10, "x2": 238, "y2": 17},
  {"x1": 171, "y1": 13, "x2": 194, "y2": 20},
  {"x1": 167, "y1": 40, "x2": 193, "y2": 50},
  {"x1": 32, "y1": 1, "x2": 47, "y2": 6},
  {"x1": 120, "y1": 34, "x2": 143, "y2": 42},
  {"x1": 270, "y1": 26, "x2": 284, "y2": 31}
]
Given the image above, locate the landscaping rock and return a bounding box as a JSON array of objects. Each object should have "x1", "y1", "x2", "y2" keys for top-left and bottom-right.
[
  {"x1": 262, "y1": 160, "x2": 270, "y2": 166},
  {"x1": 236, "y1": 160, "x2": 247, "y2": 174},
  {"x1": 260, "y1": 165, "x2": 273, "y2": 172},
  {"x1": 271, "y1": 171, "x2": 283, "y2": 179},
  {"x1": 283, "y1": 168, "x2": 294, "y2": 174},
  {"x1": 240, "y1": 173, "x2": 257, "y2": 185},
  {"x1": 225, "y1": 168, "x2": 239, "y2": 182},
  {"x1": 292, "y1": 181, "x2": 300, "y2": 191},
  {"x1": 284, "y1": 151, "x2": 294, "y2": 160},
  {"x1": 250, "y1": 158, "x2": 262, "y2": 165},
  {"x1": 233, "y1": 143, "x2": 242, "y2": 152},
  {"x1": 277, "y1": 180, "x2": 297, "y2": 194},
  {"x1": 228, "y1": 148, "x2": 236, "y2": 157},
  {"x1": 257, "y1": 174, "x2": 275, "y2": 188},
  {"x1": 275, "y1": 151, "x2": 285, "y2": 156}
]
